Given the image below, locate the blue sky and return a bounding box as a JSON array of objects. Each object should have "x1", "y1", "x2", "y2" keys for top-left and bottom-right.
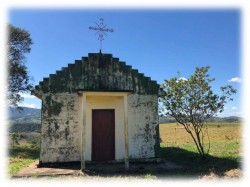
[{"x1": 9, "y1": 9, "x2": 241, "y2": 117}]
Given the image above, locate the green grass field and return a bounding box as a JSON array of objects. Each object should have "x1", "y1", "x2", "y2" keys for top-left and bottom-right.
[{"x1": 8, "y1": 122, "x2": 242, "y2": 179}]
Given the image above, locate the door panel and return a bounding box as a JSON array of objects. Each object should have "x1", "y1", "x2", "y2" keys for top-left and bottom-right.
[{"x1": 92, "y1": 109, "x2": 115, "y2": 161}]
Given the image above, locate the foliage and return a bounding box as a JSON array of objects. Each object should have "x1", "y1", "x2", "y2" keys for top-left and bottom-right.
[
  {"x1": 10, "y1": 132, "x2": 20, "y2": 148},
  {"x1": 10, "y1": 123, "x2": 41, "y2": 133},
  {"x1": 7, "y1": 24, "x2": 33, "y2": 109},
  {"x1": 159, "y1": 66, "x2": 236, "y2": 158},
  {"x1": 9, "y1": 144, "x2": 40, "y2": 160}
]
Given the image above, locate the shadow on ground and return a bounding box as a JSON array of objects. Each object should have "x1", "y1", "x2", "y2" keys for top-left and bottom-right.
[
  {"x1": 82, "y1": 147, "x2": 241, "y2": 178},
  {"x1": 158, "y1": 147, "x2": 241, "y2": 178}
]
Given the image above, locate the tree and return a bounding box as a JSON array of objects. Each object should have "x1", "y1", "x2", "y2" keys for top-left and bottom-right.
[
  {"x1": 159, "y1": 66, "x2": 236, "y2": 159},
  {"x1": 10, "y1": 132, "x2": 20, "y2": 148},
  {"x1": 7, "y1": 24, "x2": 33, "y2": 109}
]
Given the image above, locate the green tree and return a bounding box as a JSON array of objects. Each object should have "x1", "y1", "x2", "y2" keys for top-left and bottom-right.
[
  {"x1": 7, "y1": 24, "x2": 33, "y2": 109},
  {"x1": 159, "y1": 66, "x2": 236, "y2": 159},
  {"x1": 10, "y1": 132, "x2": 20, "y2": 148}
]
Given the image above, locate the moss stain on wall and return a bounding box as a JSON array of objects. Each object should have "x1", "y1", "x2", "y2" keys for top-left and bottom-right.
[{"x1": 44, "y1": 94, "x2": 64, "y2": 117}]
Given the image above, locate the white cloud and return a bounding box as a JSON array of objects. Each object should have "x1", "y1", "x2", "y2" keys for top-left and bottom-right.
[
  {"x1": 232, "y1": 107, "x2": 238, "y2": 110},
  {"x1": 228, "y1": 77, "x2": 242, "y2": 83},
  {"x1": 176, "y1": 77, "x2": 188, "y2": 82},
  {"x1": 179, "y1": 77, "x2": 188, "y2": 81},
  {"x1": 19, "y1": 103, "x2": 38, "y2": 108},
  {"x1": 19, "y1": 93, "x2": 35, "y2": 99}
]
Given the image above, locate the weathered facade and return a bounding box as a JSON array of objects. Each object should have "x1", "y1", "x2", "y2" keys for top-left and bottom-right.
[{"x1": 32, "y1": 52, "x2": 160, "y2": 169}]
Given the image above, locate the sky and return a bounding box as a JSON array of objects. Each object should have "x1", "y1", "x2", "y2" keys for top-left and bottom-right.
[{"x1": 9, "y1": 8, "x2": 241, "y2": 117}]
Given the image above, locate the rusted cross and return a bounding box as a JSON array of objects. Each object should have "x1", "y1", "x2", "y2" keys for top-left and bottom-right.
[{"x1": 89, "y1": 18, "x2": 114, "y2": 52}]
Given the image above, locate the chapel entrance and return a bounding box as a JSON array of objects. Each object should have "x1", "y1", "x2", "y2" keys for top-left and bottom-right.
[{"x1": 92, "y1": 109, "x2": 115, "y2": 161}]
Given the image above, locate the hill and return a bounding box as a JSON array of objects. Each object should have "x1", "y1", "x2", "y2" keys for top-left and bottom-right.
[
  {"x1": 8, "y1": 107, "x2": 41, "y2": 133},
  {"x1": 159, "y1": 115, "x2": 242, "y2": 124},
  {"x1": 8, "y1": 107, "x2": 41, "y2": 124}
]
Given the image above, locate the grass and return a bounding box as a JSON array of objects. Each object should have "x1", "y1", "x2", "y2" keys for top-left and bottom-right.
[
  {"x1": 160, "y1": 122, "x2": 241, "y2": 158},
  {"x1": 159, "y1": 122, "x2": 242, "y2": 178},
  {"x1": 9, "y1": 157, "x2": 35, "y2": 177},
  {"x1": 8, "y1": 144, "x2": 40, "y2": 176}
]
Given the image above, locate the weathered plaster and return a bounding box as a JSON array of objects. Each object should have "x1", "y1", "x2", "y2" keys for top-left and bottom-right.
[
  {"x1": 33, "y1": 53, "x2": 159, "y2": 95},
  {"x1": 40, "y1": 93, "x2": 81, "y2": 163},
  {"x1": 128, "y1": 94, "x2": 159, "y2": 158},
  {"x1": 34, "y1": 53, "x2": 160, "y2": 164}
]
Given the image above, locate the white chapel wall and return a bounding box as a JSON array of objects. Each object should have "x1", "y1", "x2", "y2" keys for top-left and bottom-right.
[
  {"x1": 128, "y1": 94, "x2": 158, "y2": 159},
  {"x1": 40, "y1": 93, "x2": 81, "y2": 163},
  {"x1": 39, "y1": 92, "x2": 159, "y2": 163}
]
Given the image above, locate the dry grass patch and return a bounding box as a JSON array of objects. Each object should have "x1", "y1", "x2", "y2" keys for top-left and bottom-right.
[{"x1": 159, "y1": 122, "x2": 242, "y2": 179}]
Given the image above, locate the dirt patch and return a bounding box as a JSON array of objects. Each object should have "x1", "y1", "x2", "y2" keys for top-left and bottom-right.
[
  {"x1": 201, "y1": 169, "x2": 242, "y2": 180},
  {"x1": 12, "y1": 159, "x2": 183, "y2": 178},
  {"x1": 13, "y1": 160, "x2": 79, "y2": 178},
  {"x1": 224, "y1": 169, "x2": 242, "y2": 178}
]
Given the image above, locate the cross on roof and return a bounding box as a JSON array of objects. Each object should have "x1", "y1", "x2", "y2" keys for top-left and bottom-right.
[{"x1": 89, "y1": 18, "x2": 114, "y2": 52}]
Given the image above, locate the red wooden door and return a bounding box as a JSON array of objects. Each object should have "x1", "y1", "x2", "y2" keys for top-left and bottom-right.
[{"x1": 92, "y1": 109, "x2": 115, "y2": 161}]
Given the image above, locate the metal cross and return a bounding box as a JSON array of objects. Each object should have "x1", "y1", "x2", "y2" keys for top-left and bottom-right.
[{"x1": 89, "y1": 18, "x2": 114, "y2": 52}]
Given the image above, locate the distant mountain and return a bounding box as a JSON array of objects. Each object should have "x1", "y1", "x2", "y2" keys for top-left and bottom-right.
[
  {"x1": 159, "y1": 115, "x2": 242, "y2": 124},
  {"x1": 7, "y1": 107, "x2": 241, "y2": 132},
  {"x1": 206, "y1": 116, "x2": 242, "y2": 123},
  {"x1": 159, "y1": 115, "x2": 177, "y2": 124},
  {"x1": 8, "y1": 107, "x2": 41, "y2": 124}
]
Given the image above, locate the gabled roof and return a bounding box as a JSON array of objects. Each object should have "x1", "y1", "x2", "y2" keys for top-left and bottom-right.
[{"x1": 32, "y1": 53, "x2": 160, "y2": 97}]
